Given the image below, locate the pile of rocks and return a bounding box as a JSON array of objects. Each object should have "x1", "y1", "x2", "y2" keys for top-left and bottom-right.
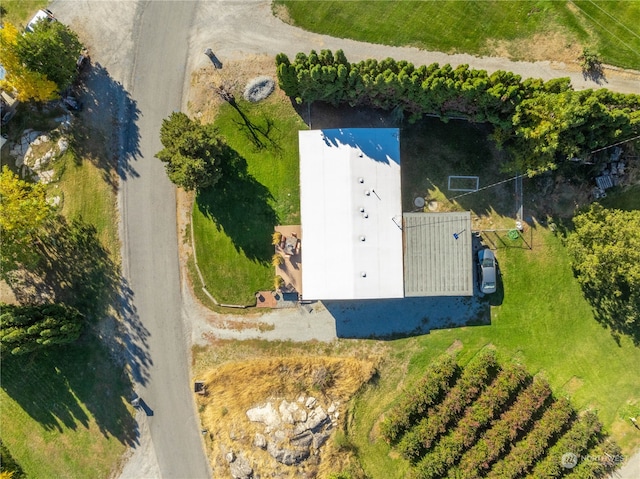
[
  {"x1": 11, "y1": 125, "x2": 70, "y2": 184},
  {"x1": 227, "y1": 396, "x2": 339, "y2": 478}
]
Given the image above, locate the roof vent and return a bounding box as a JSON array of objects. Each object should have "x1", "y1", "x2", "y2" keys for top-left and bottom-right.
[
  {"x1": 361, "y1": 272, "x2": 367, "y2": 278},
  {"x1": 359, "y1": 207, "x2": 365, "y2": 213},
  {"x1": 359, "y1": 235, "x2": 366, "y2": 242},
  {"x1": 358, "y1": 177, "x2": 364, "y2": 183}
]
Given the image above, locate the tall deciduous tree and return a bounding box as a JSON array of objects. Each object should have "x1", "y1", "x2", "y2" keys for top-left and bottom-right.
[
  {"x1": 0, "y1": 303, "x2": 84, "y2": 356},
  {"x1": 566, "y1": 203, "x2": 640, "y2": 342},
  {"x1": 15, "y1": 20, "x2": 83, "y2": 92},
  {"x1": 156, "y1": 112, "x2": 224, "y2": 191},
  {"x1": 0, "y1": 22, "x2": 58, "y2": 101},
  {"x1": 0, "y1": 166, "x2": 54, "y2": 274}
]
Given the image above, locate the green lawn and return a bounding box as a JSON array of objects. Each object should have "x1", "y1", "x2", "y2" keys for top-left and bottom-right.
[
  {"x1": 602, "y1": 183, "x2": 640, "y2": 211},
  {"x1": 1, "y1": 129, "x2": 130, "y2": 477},
  {"x1": 0, "y1": 337, "x2": 134, "y2": 478},
  {"x1": 275, "y1": 0, "x2": 640, "y2": 70},
  {"x1": 0, "y1": 13, "x2": 131, "y2": 472},
  {"x1": 349, "y1": 227, "x2": 640, "y2": 477},
  {"x1": 0, "y1": 0, "x2": 48, "y2": 27},
  {"x1": 56, "y1": 149, "x2": 119, "y2": 256},
  {"x1": 192, "y1": 95, "x2": 307, "y2": 305}
]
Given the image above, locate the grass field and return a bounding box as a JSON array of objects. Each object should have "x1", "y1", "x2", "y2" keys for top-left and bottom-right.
[
  {"x1": 348, "y1": 227, "x2": 640, "y2": 477},
  {"x1": 275, "y1": 0, "x2": 640, "y2": 70},
  {"x1": 0, "y1": 0, "x2": 48, "y2": 27},
  {"x1": 58, "y1": 121, "x2": 119, "y2": 254},
  {"x1": 1, "y1": 3, "x2": 131, "y2": 470},
  {"x1": 0, "y1": 119, "x2": 131, "y2": 476},
  {"x1": 192, "y1": 94, "x2": 307, "y2": 305},
  {"x1": 0, "y1": 337, "x2": 134, "y2": 478},
  {"x1": 191, "y1": 224, "x2": 640, "y2": 477},
  {"x1": 603, "y1": 183, "x2": 640, "y2": 211}
]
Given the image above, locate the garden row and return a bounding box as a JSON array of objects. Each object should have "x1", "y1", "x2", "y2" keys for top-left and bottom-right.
[
  {"x1": 380, "y1": 351, "x2": 620, "y2": 478},
  {"x1": 276, "y1": 50, "x2": 640, "y2": 174}
]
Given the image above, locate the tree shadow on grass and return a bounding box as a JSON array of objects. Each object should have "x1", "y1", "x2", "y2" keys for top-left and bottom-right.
[
  {"x1": 71, "y1": 62, "x2": 141, "y2": 186},
  {"x1": 196, "y1": 148, "x2": 276, "y2": 263},
  {"x1": 580, "y1": 283, "x2": 640, "y2": 347},
  {"x1": 2, "y1": 216, "x2": 150, "y2": 446},
  {"x1": 1, "y1": 334, "x2": 139, "y2": 447}
]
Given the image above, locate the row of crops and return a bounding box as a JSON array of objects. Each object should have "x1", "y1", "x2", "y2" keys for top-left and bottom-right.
[{"x1": 380, "y1": 351, "x2": 621, "y2": 478}]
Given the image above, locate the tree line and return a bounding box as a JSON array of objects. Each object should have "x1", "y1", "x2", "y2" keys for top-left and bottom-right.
[{"x1": 276, "y1": 49, "x2": 640, "y2": 174}]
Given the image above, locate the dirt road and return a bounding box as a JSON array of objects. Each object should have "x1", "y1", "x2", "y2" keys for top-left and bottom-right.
[{"x1": 184, "y1": 0, "x2": 640, "y2": 98}]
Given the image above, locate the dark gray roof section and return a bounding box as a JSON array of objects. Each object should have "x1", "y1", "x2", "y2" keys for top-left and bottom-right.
[{"x1": 403, "y1": 212, "x2": 473, "y2": 297}]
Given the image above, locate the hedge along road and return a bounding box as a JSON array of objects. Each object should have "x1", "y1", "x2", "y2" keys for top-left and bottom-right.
[
  {"x1": 185, "y1": 1, "x2": 640, "y2": 94},
  {"x1": 48, "y1": 1, "x2": 640, "y2": 479}
]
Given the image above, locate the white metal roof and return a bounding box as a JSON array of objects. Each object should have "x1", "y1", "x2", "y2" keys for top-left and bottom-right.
[
  {"x1": 299, "y1": 129, "x2": 404, "y2": 300},
  {"x1": 403, "y1": 212, "x2": 473, "y2": 296}
]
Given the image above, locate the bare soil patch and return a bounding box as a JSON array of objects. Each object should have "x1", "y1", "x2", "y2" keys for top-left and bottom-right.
[
  {"x1": 188, "y1": 55, "x2": 277, "y2": 123},
  {"x1": 485, "y1": 30, "x2": 582, "y2": 64}
]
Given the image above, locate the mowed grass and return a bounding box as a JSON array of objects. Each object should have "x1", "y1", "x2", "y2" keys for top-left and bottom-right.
[
  {"x1": 602, "y1": 183, "x2": 640, "y2": 211},
  {"x1": 349, "y1": 227, "x2": 640, "y2": 477},
  {"x1": 0, "y1": 15, "x2": 130, "y2": 471},
  {"x1": 192, "y1": 94, "x2": 307, "y2": 305},
  {"x1": 1, "y1": 131, "x2": 130, "y2": 476},
  {"x1": 0, "y1": 337, "x2": 134, "y2": 478},
  {"x1": 275, "y1": 0, "x2": 640, "y2": 69},
  {"x1": 56, "y1": 150, "x2": 120, "y2": 256},
  {"x1": 0, "y1": 0, "x2": 48, "y2": 27}
]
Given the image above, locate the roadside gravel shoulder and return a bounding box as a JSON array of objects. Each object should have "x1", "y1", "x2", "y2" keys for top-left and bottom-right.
[{"x1": 184, "y1": 0, "x2": 639, "y2": 99}]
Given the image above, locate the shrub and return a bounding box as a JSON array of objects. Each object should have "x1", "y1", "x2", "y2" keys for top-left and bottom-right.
[
  {"x1": 276, "y1": 50, "x2": 640, "y2": 175},
  {"x1": 579, "y1": 47, "x2": 602, "y2": 73},
  {"x1": 487, "y1": 397, "x2": 574, "y2": 479},
  {"x1": 412, "y1": 364, "x2": 527, "y2": 479},
  {"x1": 274, "y1": 275, "x2": 284, "y2": 290},
  {"x1": 531, "y1": 412, "x2": 602, "y2": 478},
  {"x1": 380, "y1": 354, "x2": 459, "y2": 444},
  {"x1": 398, "y1": 349, "x2": 499, "y2": 461},
  {"x1": 0, "y1": 303, "x2": 84, "y2": 355},
  {"x1": 566, "y1": 440, "x2": 622, "y2": 478},
  {"x1": 272, "y1": 231, "x2": 282, "y2": 245},
  {"x1": 272, "y1": 254, "x2": 284, "y2": 267},
  {"x1": 454, "y1": 377, "x2": 551, "y2": 477}
]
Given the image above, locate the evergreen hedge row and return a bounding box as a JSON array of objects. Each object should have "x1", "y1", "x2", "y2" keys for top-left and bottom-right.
[
  {"x1": 0, "y1": 302, "x2": 84, "y2": 355},
  {"x1": 276, "y1": 50, "x2": 640, "y2": 173}
]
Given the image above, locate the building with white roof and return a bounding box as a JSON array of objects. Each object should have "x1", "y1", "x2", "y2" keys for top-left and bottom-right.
[
  {"x1": 299, "y1": 128, "x2": 404, "y2": 300},
  {"x1": 298, "y1": 128, "x2": 472, "y2": 301}
]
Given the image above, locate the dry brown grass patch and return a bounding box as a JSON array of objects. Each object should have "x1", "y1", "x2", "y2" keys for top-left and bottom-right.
[
  {"x1": 198, "y1": 356, "x2": 376, "y2": 477},
  {"x1": 485, "y1": 31, "x2": 582, "y2": 64},
  {"x1": 188, "y1": 54, "x2": 278, "y2": 123}
]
